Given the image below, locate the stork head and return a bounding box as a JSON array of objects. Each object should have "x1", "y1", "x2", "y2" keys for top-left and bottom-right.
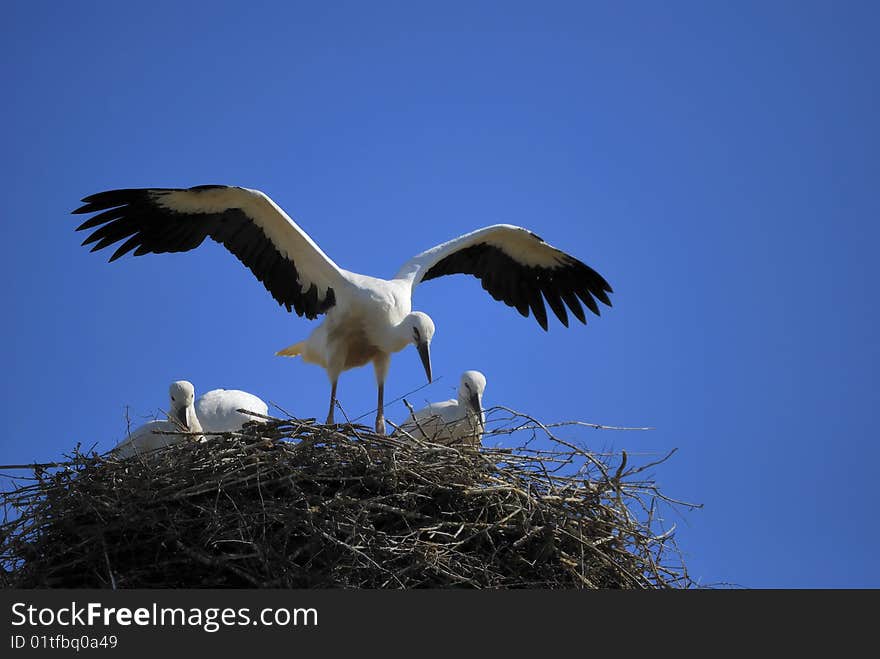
[
  {"x1": 404, "y1": 312, "x2": 435, "y2": 383},
  {"x1": 458, "y1": 370, "x2": 487, "y2": 416},
  {"x1": 168, "y1": 380, "x2": 197, "y2": 430}
]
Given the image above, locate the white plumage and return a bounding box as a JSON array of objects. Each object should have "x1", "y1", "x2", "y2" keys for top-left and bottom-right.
[
  {"x1": 112, "y1": 381, "x2": 202, "y2": 458},
  {"x1": 397, "y1": 371, "x2": 487, "y2": 447},
  {"x1": 75, "y1": 186, "x2": 612, "y2": 434},
  {"x1": 196, "y1": 388, "x2": 269, "y2": 433}
]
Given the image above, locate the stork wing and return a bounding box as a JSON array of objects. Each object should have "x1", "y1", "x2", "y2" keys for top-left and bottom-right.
[
  {"x1": 73, "y1": 185, "x2": 347, "y2": 318},
  {"x1": 395, "y1": 224, "x2": 612, "y2": 330}
]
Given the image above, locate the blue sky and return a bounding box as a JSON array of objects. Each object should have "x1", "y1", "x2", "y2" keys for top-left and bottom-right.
[{"x1": 2, "y1": 1, "x2": 877, "y2": 587}]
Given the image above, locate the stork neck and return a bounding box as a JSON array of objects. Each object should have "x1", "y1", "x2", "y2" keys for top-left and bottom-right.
[{"x1": 385, "y1": 319, "x2": 414, "y2": 353}]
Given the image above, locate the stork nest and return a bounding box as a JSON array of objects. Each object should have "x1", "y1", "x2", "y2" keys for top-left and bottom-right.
[{"x1": 0, "y1": 409, "x2": 696, "y2": 588}]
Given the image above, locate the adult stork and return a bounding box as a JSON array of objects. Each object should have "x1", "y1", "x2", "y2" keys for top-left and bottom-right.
[
  {"x1": 74, "y1": 185, "x2": 612, "y2": 433},
  {"x1": 396, "y1": 370, "x2": 487, "y2": 447}
]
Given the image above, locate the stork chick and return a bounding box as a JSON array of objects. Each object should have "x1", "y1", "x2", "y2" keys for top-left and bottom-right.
[
  {"x1": 113, "y1": 380, "x2": 202, "y2": 458},
  {"x1": 397, "y1": 370, "x2": 487, "y2": 447}
]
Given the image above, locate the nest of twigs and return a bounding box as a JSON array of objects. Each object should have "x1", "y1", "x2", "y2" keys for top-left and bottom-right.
[{"x1": 0, "y1": 408, "x2": 696, "y2": 588}]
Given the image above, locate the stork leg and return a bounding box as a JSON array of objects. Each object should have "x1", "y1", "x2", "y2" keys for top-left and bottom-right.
[
  {"x1": 375, "y1": 383, "x2": 385, "y2": 435},
  {"x1": 326, "y1": 379, "x2": 338, "y2": 425},
  {"x1": 372, "y1": 354, "x2": 390, "y2": 435}
]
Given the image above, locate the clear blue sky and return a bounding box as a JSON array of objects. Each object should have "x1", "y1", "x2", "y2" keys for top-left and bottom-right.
[{"x1": 2, "y1": 1, "x2": 877, "y2": 588}]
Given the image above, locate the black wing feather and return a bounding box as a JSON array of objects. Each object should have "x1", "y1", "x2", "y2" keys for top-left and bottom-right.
[
  {"x1": 541, "y1": 277, "x2": 569, "y2": 328},
  {"x1": 73, "y1": 187, "x2": 335, "y2": 319},
  {"x1": 421, "y1": 242, "x2": 612, "y2": 330}
]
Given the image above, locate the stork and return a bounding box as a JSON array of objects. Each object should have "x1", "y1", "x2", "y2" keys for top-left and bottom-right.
[
  {"x1": 397, "y1": 370, "x2": 487, "y2": 447},
  {"x1": 113, "y1": 380, "x2": 202, "y2": 458},
  {"x1": 74, "y1": 185, "x2": 612, "y2": 433},
  {"x1": 196, "y1": 388, "x2": 269, "y2": 433}
]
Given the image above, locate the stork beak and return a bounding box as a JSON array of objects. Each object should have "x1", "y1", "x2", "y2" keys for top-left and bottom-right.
[
  {"x1": 175, "y1": 406, "x2": 189, "y2": 429},
  {"x1": 469, "y1": 392, "x2": 482, "y2": 417},
  {"x1": 417, "y1": 341, "x2": 432, "y2": 383}
]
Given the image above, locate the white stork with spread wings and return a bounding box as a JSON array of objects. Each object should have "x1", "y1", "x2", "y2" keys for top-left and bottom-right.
[{"x1": 73, "y1": 185, "x2": 612, "y2": 434}]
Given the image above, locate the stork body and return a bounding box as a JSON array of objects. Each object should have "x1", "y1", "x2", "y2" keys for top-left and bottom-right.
[
  {"x1": 113, "y1": 381, "x2": 202, "y2": 458},
  {"x1": 196, "y1": 388, "x2": 269, "y2": 433},
  {"x1": 277, "y1": 275, "x2": 431, "y2": 431},
  {"x1": 397, "y1": 371, "x2": 487, "y2": 447},
  {"x1": 75, "y1": 186, "x2": 612, "y2": 434}
]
